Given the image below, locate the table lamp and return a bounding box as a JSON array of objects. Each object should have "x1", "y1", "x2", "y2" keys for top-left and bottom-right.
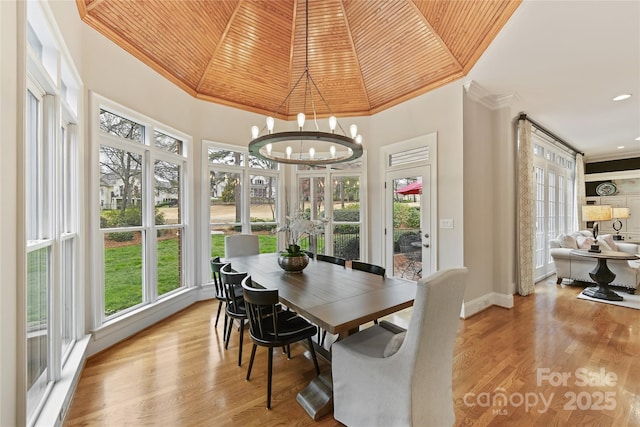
[
  {"x1": 582, "y1": 205, "x2": 612, "y2": 253},
  {"x1": 611, "y1": 207, "x2": 630, "y2": 240}
]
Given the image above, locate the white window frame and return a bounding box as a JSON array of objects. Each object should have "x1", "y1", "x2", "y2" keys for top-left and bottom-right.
[
  {"x1": 91, "y1": 94, "x2": 192, "y2": 327},
  {"x1": 201, "y1": 141, "x2": 284, "y2": 284}
]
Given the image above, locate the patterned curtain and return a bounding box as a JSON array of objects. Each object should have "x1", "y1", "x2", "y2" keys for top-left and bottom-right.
[
  {"x1": 516, "y1": 119, "x2": 535, "y2": 296},
  {"x1": 575, "y1": 153, "x2": 586, "y2": 230}
]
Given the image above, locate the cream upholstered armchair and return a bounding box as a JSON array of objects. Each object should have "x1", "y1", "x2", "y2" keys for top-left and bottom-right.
[
  {"x1": 332, "y1": 268, "x2": 467, "y2": 427},
  {"x1": 224, "y1": 234, "x2": 260, "y2": 257}
]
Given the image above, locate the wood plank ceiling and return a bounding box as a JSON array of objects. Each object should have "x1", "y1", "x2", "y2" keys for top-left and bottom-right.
[{"x1": 76, "y1": 0, "x2": 521, "y2": 119}]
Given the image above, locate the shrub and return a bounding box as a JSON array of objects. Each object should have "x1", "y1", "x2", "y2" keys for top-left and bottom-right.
[{"x1": 109, "y1": 231, "x2": 134, "y2": 242}]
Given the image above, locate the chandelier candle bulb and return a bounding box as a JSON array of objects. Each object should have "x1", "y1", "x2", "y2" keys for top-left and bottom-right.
[
  {"x1": 309, "y1": 147, "x2": 315, "y2": 159},
  {"x1": 329, "y1": 116, "x2": 337, "y2": 132},
  {"x1": 350, "y1": 124, "x2": 358, "y2": 138},
  {"x1": 330, "y1": 145, "x2": 336, "y2": 158},
  {"x1": 297, "y1": 113, "x2": 306, "y2": 130},
  {"x1": 356, "y1": 135, "x2": 363, "y2": 144},
  {"x1": 266, "y1": 116, "x2": 275, "y2": 133},
  {"x1": 266, "y1": 143, "x2": 272, "y2": 155},
  {"x1": 251, "y1": 125, "x2": 259, "y2": 140},
  {"x1": 286, "y1": 146, "x2": 292, "y2": 159}
]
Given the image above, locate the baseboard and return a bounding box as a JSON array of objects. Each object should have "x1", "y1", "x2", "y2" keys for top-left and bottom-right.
[{"x1": 461, "y1": 292, "x2": 514, "y2": 319}]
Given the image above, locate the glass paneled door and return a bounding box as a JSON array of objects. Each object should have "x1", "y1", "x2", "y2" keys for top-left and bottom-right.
[{"x1": 386, "y1": 168, "x2": 431, "y2": 280}]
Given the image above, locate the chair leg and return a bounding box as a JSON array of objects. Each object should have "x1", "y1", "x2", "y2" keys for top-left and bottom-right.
[
  {"x1": 214, "y1": 301, "x2": 223, "y2": 327},
  {"x1": 307, "y1": 337, "x2": 320, "y2": 376},
  {"x1": 238, "y1": 319, "x2": 244, "y2": 366},
  {"x1": 267, "y1": 347, "x2": 273, "y2": 409},
  {"x1": 246, "y1": 344, "x2": 257, "y2": 381},
  {"x1": 224, "y1": 318, "x2": 233, "y2": 350}
]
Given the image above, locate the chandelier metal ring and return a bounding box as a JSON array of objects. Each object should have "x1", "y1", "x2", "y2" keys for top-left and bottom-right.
[{"x1": 249, "y1": 131, "x2": 362, "y2": 165}]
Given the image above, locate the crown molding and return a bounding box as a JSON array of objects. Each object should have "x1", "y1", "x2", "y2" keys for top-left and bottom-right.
[{"x1": 463, "y1": 80, "x2": 515, "y2": 110}]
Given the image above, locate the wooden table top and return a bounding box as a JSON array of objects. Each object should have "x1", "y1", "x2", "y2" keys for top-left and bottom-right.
[
  {"x1": 224, "y1": 253, "x2": 417, "y2": 335},
  {"x1": 570, "y1": 249, "x2": 639, "y2": 261}
]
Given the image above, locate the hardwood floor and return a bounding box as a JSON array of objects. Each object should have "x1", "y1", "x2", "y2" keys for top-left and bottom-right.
[{"x1": 64, "y1": 279, "x2": 640, "y2": 426}]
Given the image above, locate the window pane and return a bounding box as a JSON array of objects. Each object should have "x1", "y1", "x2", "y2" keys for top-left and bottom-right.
[
  {"x1": 104, "y1": 231, "x2": 144, "y2": 317},
  {"x1": 332, "y1": 176, "x2": 360, "y2": 221},
  {"x1": 27, "y1": 247, "x2": 49, "y2": 410},
  {"x1": 210, "y1": 171, "x2": 242, "y2": 226},
  {"x1": 26, "y1": 90, "x2": 40, "y2": 241},
  {"x1": 248, "y1": 154, "x2": 278, "y2": 170},
  {"x1": 99, "y1": 109, "x2": 144, "y2": 143},
  {"x1": 333, "y1": 224, "x2": 360, "y2": 260},
  {"x1": 154, "y1": 131, "x2": 183, "y2": 155},
  {"x1": 157, "y1": 228, "x2": 182, "y2": 297},
  {"x1": 61, "y1": 239, "x2": 74, "y2": 353},
  {"x1": 208, "y1": 147, "x2": 243, "y2": 166},
  {"x1": 250, "y1": 174, "x2": 276, "y2": 223},
  {"x1": 155, "y1": 160, "x2": 180, "y2": 225},
  {"x1": 298, "y1": 177, "x2": 325, "y2": 219},
  {"x1": 100, "y1": 146, "x2": 143, "y2": 227}
]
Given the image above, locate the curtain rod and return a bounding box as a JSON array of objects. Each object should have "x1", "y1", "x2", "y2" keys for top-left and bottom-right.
[{"x1": 518, "y1": 113, "x2": 584, "y2": 156}]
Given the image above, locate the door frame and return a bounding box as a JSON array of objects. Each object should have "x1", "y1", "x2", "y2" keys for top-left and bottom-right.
[{"x1": 381, "y1": 133, "x2": 438, "y2": 278}]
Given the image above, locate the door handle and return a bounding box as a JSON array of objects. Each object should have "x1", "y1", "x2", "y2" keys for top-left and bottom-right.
[
  {"x1": 424, "y1": 233, "x2": 429, "y2": 238},
  {"x1": 423, "y1": 244, "x2": 429, "y2": 248}
]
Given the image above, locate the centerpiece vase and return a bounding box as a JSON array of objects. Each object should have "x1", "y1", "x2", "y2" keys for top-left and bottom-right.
[{"x1": 278, "y1": 253, "x2": 310, "y2": 273}]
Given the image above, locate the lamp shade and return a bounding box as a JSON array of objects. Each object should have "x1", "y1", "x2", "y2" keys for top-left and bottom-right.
[
  {"x1": 612, "y1": 207, "x2": 630, "y2": 219},
  {"x1": 582, "y1": 205, "x2": 612, "y2": 222}
]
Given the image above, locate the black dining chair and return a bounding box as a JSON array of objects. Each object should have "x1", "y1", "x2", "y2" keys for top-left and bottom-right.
[
  {"x1": 316, "y1": 254, "x2": 346, "y2": 266},
  {"x1": 220, "y1": 263, "x2": 248, "y2": 366},
  {"x1": 242, "y1": 276, "x2": 320, "y2": 409},
  {"x1": 351, "y1": 260, "x2": 386, "y2": 277},
  {"x1": 210, "y1": 257, "x2": 228, "y2": 330}
]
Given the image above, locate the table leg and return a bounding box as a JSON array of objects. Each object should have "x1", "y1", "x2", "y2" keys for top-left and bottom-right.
[{"x1": 582, "y1": 258, "x2": 623, "y2": 301}]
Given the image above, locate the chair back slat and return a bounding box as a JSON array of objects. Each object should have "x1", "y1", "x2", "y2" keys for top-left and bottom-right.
[
  {"x1": 242, "y1": 276, "x2": 280, "y2": 340},
  {"x1": 317, "y1": 254, "x2": 346, "y2": 266},
  {"x1": 220, "y1": 263, "x2": 247, "y2": 312},
  {"x1": 352, "y1": 260, "x2": 385, "y2": 277},
  {"x1": 210, "y1": 257, "x2": 226, "y2": 298}
]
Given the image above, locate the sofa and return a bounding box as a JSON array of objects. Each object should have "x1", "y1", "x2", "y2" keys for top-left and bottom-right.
[{"x1": 549, "y1": 231, "x2": 640, "y2": 293}]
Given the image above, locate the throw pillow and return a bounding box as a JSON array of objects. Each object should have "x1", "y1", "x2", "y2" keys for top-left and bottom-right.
[
  {"x1": 383, "y1": 332, "x2": 406, "y2": 357},
  {"x1": 600, "y1": 234, "x2": 618, "y2": 251},
  {"x1": 557, "y1": 233, "x2": 578, "y2": 249},
  {"x1": 576, "y1": 235, "x2": 595, "y2": 250}
]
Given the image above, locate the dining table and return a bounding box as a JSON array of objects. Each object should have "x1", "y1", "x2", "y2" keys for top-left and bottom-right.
[{"x1": 224, "y1": 252, "x2": 418, "y2": 419}]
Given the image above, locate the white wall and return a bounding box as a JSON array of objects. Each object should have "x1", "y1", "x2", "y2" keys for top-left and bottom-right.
[{"x1": 462, "y1": 89, "x2": 516, "y2": 313}]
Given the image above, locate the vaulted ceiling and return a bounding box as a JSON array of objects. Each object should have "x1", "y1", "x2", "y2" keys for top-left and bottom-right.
[{"x1": 76, "y1": 0, "x2": 521, "y2": 119}]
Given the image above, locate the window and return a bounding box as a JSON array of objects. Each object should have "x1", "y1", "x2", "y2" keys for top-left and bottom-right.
[
  {"x1": 532, "y1": 134, "x2": 576, "y2": 280},
  {"x1": 25, "y1": 1, "x2": 82, "y2": 422},
  {"x1": 296, "y1": 161, "x2": 365, "y2": 261},
  {"x1": 206, "y1": 143, "x2": 280, "y2": 259},
  {"x1": 97, "y1": 99, "x2": 190, "y2": 321}
]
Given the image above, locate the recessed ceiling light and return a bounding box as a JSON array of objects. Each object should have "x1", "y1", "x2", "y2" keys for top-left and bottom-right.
[
  {"x1": 636, "y1": 137, "x2": 640, "y2": 141},
  {"x1": 613, "y1": 94, "x2": 632, "y2": 101},
  {"x1": 618, "y1": 146, "x2": 625, "y2": 149}
]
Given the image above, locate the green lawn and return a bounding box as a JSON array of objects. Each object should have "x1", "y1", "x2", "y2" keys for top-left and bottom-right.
[{"x1": 104, "y1": 234, "x2": 277, "y2": 316}]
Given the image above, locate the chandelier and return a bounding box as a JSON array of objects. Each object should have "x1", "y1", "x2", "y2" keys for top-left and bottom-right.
[{"x1": 248, "y1": 0, "x2": 363, "y2": 166}]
